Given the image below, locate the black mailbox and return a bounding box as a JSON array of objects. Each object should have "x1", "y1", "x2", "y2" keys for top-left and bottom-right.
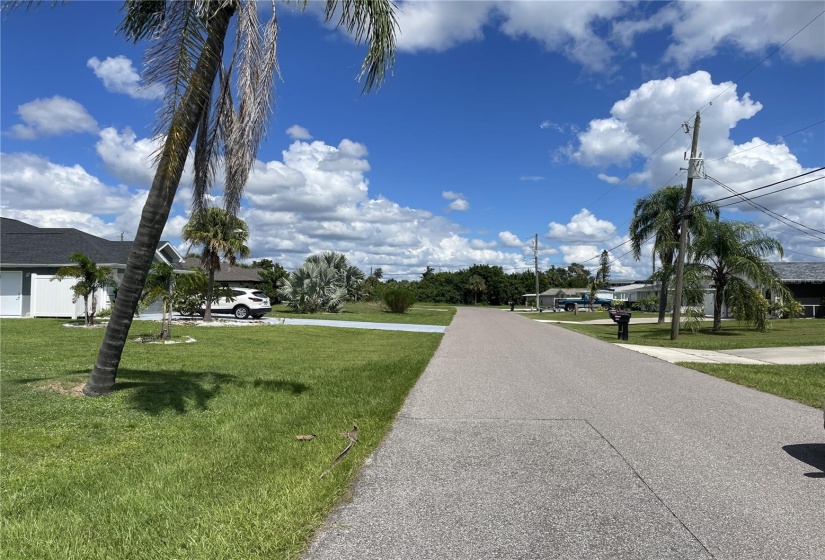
[{"x1": 615, "y1": 311, "x2": 631, "y2": 341}]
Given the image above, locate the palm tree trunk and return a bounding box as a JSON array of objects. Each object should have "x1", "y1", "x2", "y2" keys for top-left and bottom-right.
[
  {"x1": 713, "y1": 286, "x2": 724, "y2": 332},
  {"x1": 83, "y1": 7, "x2": 235, "y2": 397},
  {"x1": 204, "y1": 266, "x2": 215, "y2": 322},
  {"x1": 657, "y1": 280, "x2": 668, "y2": 324}
]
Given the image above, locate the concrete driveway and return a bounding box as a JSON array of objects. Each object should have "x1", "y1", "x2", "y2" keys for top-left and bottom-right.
[{"x1": 305, "y1": 307, "x2": 824, "y2": 560}]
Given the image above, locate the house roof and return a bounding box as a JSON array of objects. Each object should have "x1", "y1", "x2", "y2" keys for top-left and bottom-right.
[
  {"x1": 770, "y1": 262, "x2": 825, "y2": 283},
  {"x1": 183, "y1": 257, "x2": 263, "y2": 283},
  {"x1": 0, "y1": 217, "x2": 185, "y2": 270}
]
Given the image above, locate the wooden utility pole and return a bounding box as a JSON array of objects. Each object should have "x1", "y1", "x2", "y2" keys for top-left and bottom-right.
[
  {"x1": 534, "y1": 234, "x2": 541, "y2": 312},
  {"x1": 670, "y1": 111, "x2": 701, "y2": 340}
]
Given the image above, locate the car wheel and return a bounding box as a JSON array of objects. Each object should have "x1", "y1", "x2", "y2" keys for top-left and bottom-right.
[
  {"x1": 234, "y1": 305, "x2": 251, "y2": 319},
  {"x1": 564, "y1": 303, "x2": 574, "y2": 312},
  {"x1": 602, "y1": 303, "x2": 611, "y2": 310}
]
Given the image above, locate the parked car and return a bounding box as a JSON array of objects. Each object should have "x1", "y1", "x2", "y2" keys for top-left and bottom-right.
[{"x1": 203, "y1": 288, "x2": 271, "y2": 319}]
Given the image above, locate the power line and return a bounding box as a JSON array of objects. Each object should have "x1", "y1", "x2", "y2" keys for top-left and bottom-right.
[
  {"x1": 782, "y1": 249, "x2": 825, "y2": 261},
  {"x1": 703, "y1": 167, "x2": 825, "y2": 204},
  {"x1": 716, "y1": 176, "x2": 824, "y2": 208},
  {"x1": 704, "y1": 174, "x2": 825, "y2": 240}
]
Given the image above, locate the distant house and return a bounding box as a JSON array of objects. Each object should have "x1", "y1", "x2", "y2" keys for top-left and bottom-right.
[
  {"x1": 0, "y1": 217, "x2": 185, "y2": 318},
  {"x1": 769, "y1": 262, "x2": 825, "y2": 318},
  {"x1": 182, "y1": 257, "x2": 264, "y2": 289},
  {"x1": 523, "y1": 287, "x2": 615, "y2": 309}
]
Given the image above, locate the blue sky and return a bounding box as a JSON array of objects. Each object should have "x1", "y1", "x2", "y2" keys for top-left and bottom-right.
[{"x1": 2, "y1": 1, "x2": 823, "y2": 280}]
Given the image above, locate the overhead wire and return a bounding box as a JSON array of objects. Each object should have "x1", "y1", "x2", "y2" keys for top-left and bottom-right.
[{"x1": 704, "y1": 174, "x2": 825, "y2": 240}]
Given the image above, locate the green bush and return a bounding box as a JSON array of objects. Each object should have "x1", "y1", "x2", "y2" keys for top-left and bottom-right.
[{"x1": 383, "y1": 287, "x2": 416, "y2": 314}]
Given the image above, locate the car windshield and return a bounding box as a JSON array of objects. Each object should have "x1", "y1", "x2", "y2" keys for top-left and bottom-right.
[{"x1": 252, "y1": 291, "x2": 268, "y2": 299}]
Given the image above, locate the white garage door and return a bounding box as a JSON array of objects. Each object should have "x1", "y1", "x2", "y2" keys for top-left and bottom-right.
[{"x1": 0, "y1": 271, "x2": 23, "y2": 317}]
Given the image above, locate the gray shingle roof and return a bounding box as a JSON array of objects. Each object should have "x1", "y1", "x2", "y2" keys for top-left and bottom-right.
[
  {"x1": 0, "y1": 217, "x2": 184, "y2": 270},
  {"x1": 770, "y1": 262, "x2": 825, "y2": 283}
]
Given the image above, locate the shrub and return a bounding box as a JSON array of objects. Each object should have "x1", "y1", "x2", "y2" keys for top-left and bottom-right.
[{"x1": 383, "y1": 287, "x2": 416, "y2": 314}]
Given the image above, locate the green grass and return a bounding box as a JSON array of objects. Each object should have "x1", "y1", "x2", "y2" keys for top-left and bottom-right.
[
  {"x1": 679, "y1": 363, "x2": 825, "y2": 408},
  {"x1": 522, "y1": 310, "x2": 663, "y2": 322},
  {"x1": 553, "y1": 318, "x2": 824, "y2": 350},
  {"x1": 548, "y1": 317, "x2": 824, "y2": 410},
  {"x1": 1, "y1": 318, "x2": 444, "y2": 559},
  {"x1": 267, "y1": 301, "x2": 455, "y2": 326}
]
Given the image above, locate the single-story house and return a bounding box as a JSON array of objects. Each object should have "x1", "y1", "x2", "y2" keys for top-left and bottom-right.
[
  {"x1": 769, "y1": 262, "x2": 825, "y2": 318},
  {"x1": 0, "y1": 217, "x2": 186, "y2": 318},
  {"x1": 182, "y1": 257, "x2": 264, "y2": 289},
  {"x1": 523, "y1": 287, "x2": 616, "y2": 309}
]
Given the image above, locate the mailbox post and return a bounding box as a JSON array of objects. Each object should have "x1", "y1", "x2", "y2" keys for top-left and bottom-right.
[{"x1": 610, "y1": 310, "x2": 632, "y2": 341}]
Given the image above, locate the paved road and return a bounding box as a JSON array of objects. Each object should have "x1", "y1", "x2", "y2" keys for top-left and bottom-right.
[
  {"x1": 305, "y1": 307, "x2": 825, "y2": 560},
  {"x1": 138, "y1": 313, "x2": 445, "y2": 333}
]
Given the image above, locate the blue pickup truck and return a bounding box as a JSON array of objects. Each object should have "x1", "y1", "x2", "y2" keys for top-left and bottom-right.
[{"x1": 556, "y1": 292, "x2": 614, "y2": 312}]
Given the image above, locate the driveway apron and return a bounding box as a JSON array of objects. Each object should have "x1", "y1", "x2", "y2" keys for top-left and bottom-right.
[{"x1": 305, "y1": 307, "x2": 825, "y2": 560}]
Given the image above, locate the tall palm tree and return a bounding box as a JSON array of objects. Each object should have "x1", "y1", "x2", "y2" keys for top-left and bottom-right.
[
  {"x1": 182, "y1": 207, "x2": 250, "y2": 321},
  {"x1": 628, "y1": 185, "x2": 718, "y2": 324},
  {"x1": 79, "y1": 0, "x2": 397, "y2": 396},
  {"x1": 691, "y1": 219, "x2": 790, "y2": 332}
]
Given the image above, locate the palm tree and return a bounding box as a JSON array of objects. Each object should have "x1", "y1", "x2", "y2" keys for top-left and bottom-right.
[
  {"x1": 629, "y1": 185, "x2": 718, "y2": 324},
  {"x1": 54, "y1": 252, "x2": 117, "y2": 326},
  {"x1": 691, "y1": 219, "x2": 790, "y2": 332},
  {"x1": 79, "y1": 1, "x2": 397, "y2": 396},
  {"x1": 182, "y1": 207, "x2": 250, "y2": 321},
  {"x1": 277, "y1": 261, "x2": 347, "y2": 313},
  {"x1": 305, "y1": 251, "x2": 365, "y2": 300},
  {"x1": 467, "y1": 274, "x2": 486, "y2": 304},
  {"x1": 141, "y1": 262, "x2": 176, "y2": 339}
]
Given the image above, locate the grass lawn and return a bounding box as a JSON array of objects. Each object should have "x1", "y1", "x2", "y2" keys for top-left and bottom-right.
[
  {"x1": 521, "y1": 310, "x2": 663, "y2": 322},
  {"x1": 553, "y1": 318, "x2": 824, "y2": 349},
  {"x1": 1, "y1": 318, "x2": 444, "y2": 559},
  {"x1": 549, "y1": 318, "x2": 824, "y2": 410},
  {"x1": 678, "y1": 363, "x2": 825, "y2": 408},
  {"x1": 266, "y1": 301, "x2": 455, "y2": 326}
]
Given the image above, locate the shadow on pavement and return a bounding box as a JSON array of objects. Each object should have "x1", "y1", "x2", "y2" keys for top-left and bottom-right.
[{"x1": 783, "y1": 443, "x2": 825, "y2": 478}]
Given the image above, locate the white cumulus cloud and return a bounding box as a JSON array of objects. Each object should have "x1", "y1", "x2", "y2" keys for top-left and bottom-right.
[
  {"x1": 286, "y1": 125, "x2": 313, "y2": 140},
  {"x1": 8, "y1": 96, "x2": 98, "y2": 139},
  {"x1": 87, "y1": 56, "x2": 164, "y2": 100}
]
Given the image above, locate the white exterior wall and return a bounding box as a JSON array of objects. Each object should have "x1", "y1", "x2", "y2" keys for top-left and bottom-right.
[{"x1": 30, "y1": 274, "x2": 112, "y2": 318}]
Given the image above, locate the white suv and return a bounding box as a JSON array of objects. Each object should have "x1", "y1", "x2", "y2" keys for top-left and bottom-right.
[{"x1": 206, "y1": 288, "x2": 271, "y2": 319}]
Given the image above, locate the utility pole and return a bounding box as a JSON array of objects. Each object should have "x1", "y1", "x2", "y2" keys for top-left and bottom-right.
[
  {"x1": 534, "y1": 234, "x2": 541, "y2": 313},
  {"x1": 670, "y1": 111, "x2": 701, "y2": 340}
]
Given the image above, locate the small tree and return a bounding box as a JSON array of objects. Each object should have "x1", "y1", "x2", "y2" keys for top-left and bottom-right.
[
  {"x1": 53, "y1": 252, "x2": 117, "y2": 326},
  {"x1": 692, "y1": 219, "x2": 790, "y2": 332},
  {"x1": 597, "y1": 250, "x2": 610, "y2": 287},
  {"x1": 141, "y1": 263, "x2": 175, "y2": 340},
  {"x1": 383, "y1": 287, "x2": 416, "y2": 313}
]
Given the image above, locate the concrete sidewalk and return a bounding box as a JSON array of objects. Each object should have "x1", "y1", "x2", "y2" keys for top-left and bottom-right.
[
  {"x1": 617, "y1": 344, "x2": 825, "y2": 364},
  {"x1": 305, "y1": 307, "x2": 825, "y2": 560},
  {"x1": 137, "y1": 313, "x2": 445, "y2": 333}
]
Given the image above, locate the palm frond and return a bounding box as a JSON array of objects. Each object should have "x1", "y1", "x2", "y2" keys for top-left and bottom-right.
[
  {"x1": 223, "y1": 1, "x2": 280, "y2": 217},
  {"x1": 323, "y1": 0, "x2": 398, "y2": 93}
]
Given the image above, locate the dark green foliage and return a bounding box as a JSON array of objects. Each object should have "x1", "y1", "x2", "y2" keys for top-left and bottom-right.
[
  {"x1": 53, "y1": 252, "x2": 117, "y2": 326},
  {"x1": 383, "y1": 287, "x2": 416, "y2": 313}
]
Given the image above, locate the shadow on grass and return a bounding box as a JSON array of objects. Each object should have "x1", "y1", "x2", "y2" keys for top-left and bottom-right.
[
  {"x1": 112, "y1": 369, "x2": 309, "y2": 415},
  {"x1": 783, "y1": 443, "x2": 825, "y2": 479}
]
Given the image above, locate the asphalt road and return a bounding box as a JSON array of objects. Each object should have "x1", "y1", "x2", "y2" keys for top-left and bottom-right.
[{"x1": 305, "y1": 307, "x2": 825, "y2": 560}]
